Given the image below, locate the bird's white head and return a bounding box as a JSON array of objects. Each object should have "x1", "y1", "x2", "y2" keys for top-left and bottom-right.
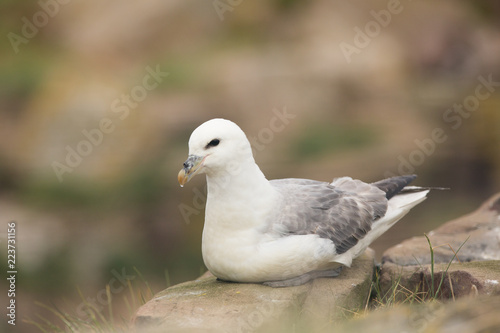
[{"x1": 178, "y1": 119, "x2": 254, "y2": 186}]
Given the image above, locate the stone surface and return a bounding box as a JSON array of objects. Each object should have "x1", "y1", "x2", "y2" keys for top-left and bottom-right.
[
  {"x1": 380, "y1": 192, "x2": 500, "y2": 301},
  {"x1": 133, "y1": 249, "x2": 375, "y2": 332},
  {"x1": 337, "y1": 295, "x2": 500, "y2": 333},
  {"x1": 380, "y1": 260, "x2": 500, "y2": 301},
  {"x1": 382, "y1": 192, "x2": 500, "y2": 266}
]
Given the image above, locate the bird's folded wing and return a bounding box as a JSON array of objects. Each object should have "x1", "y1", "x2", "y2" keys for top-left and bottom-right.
[{"x1": 268, "y1": 178, "x2": 388, "y2": 254}]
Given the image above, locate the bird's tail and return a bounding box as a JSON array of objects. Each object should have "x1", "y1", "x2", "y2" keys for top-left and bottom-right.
[{"x1": 372, "y1": 175, "x2": 448, "y2": 199}]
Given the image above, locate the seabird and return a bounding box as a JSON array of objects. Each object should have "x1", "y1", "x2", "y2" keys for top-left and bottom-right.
[{"x1": 178, "y1": 119, "x2": 432, "y2": 287}]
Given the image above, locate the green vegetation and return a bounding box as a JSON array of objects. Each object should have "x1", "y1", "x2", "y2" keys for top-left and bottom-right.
[
  {"x1": 25, "y1": 267, "x2": 162, "y2": 333},
  {"x1": 290, "y1": 123, "x2": 379, "y2": 160},
  {"x1": 371, "y1": 267, "x2": 425, "y2": 308},
  {"x1": 370, "y1": 234, "x2": 469, "y2": 308},
  {"x1": 419, "y1": 234, "x2": 469, "y2": 300}
]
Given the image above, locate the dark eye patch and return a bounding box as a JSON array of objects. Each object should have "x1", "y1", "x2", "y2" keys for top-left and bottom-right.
[{"x1": 205, "y1": 139, "x2": 220, "y2": 149}]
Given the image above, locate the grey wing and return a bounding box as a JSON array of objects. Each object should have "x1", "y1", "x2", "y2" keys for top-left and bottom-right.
[{"x1": 269, "y1": 177, "x2": 388, "y2": 254}]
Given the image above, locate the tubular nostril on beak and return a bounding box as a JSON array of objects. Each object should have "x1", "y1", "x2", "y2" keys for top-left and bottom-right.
[{"x1": 179, "y1": 155, "x2": 204, "y2": 186}]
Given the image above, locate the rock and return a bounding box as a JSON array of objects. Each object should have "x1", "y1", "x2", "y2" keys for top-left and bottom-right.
[
  {"x1": 337, "y1": 295, "x2": 500, "y2": 333},
  {"x1": 380, "y1": 192, "x2": 500, "y2": 301},
  {"x1": 380, "y1": 260, "x2": 500, "y2": 301},
  {"x1": 133, "y1": 249, "x2": 375, "y2": 332},
  {"x1": 382, "y1": 192, "x2": 500, "y2": 266}
]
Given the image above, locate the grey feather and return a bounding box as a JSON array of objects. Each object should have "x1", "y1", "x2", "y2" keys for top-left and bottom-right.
[
  {"x1": 266, "y1": 175, "x2": 436, "y2": 255},
  {"x1": 268, "y1": 177, "x2": 388, "y2": 255}
]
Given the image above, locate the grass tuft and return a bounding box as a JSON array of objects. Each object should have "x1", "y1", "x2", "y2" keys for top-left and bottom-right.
[
  {"x1": 419, "y1": 234, "x2": 469, "y2": 300},
  {"x1": 25, "y1": 269, "x2": 160, "y2": 333},
  {"x1": 371, "y1": 234, "x2": 469, "y2": 309}
]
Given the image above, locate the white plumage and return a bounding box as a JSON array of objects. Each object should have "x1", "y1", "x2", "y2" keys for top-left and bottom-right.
[{"x1": 178, "y1": 119, "x2": 429, "y2": 287}]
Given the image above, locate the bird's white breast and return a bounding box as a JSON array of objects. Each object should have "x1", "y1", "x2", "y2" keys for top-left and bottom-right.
[{"x1": 201, "y1": 192, "x2": 338, "y2": 282}]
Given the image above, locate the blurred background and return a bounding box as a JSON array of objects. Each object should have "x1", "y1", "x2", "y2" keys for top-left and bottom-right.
[{"x1": 1, "y1": 0, "x2": 499, "y2": 331}]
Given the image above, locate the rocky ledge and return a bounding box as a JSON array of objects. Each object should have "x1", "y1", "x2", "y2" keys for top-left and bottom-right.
[
  {"x1": 380, "y1": 192, "x2": 500, "y2": 301},
  {"x1": 134, "y1": 249, "x2": 374, "y2": 332},
  {"x1": 133, "y1": 193, "x2": 500, "y2": 332}
]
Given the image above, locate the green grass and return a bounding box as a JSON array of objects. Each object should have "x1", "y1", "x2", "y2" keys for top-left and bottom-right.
[
  {"x1": 370, "y1": 265, "x2": 428, "y2": 309},
  {"x1": 370, "y1": 234, "x2": 469, "y2": 308},
  {"x1": 25, "y1": 267, "x2": 168, "y2": 333},
  {"x1": 418, "y1": 234, "x2": 469, "y2": 300}
]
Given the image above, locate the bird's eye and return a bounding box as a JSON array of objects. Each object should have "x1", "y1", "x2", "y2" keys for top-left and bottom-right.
[{"x1": 205, "y1": 139, "x2": 220, "y2": 149}]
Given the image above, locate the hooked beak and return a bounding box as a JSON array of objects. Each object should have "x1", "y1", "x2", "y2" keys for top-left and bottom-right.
[{"x1": 178, "y1": 155, "x2": 205, "y2": 187}]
